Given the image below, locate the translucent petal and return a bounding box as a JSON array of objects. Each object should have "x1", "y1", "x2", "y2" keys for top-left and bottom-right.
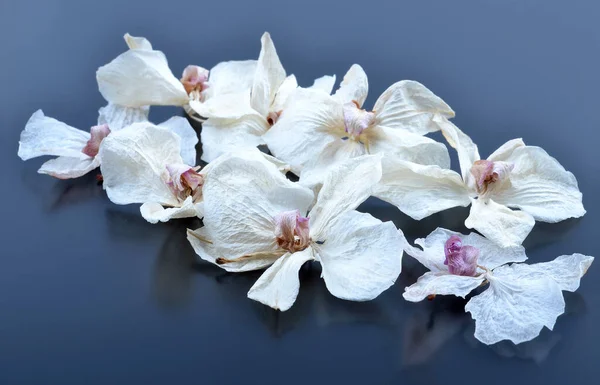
[
  {"x1": 520, "y1": 254, "x2": 594, "y2": 292},
  {"x1": 465, "y1": 198, "x2": 535, "y2": 247},
  {"x1": 140, "y1": 197, "x2": 201, "y2": 224},
  {"x1": 199, "y1": 115, "x2": 268, "y2": 162},
  {"x1": 97, "y1": 103, "x2": 149, "y2": 131},
  {"x1": 333, "y1": 64, "x2": 368, "y2": 107},
  {"x1": 124, "y1": 33, "x2": 152, "y2": 50},
  {"x1": 315, "y1": 210, "x2": 403, "y2": 301},
  {"x1": 436, "y1": 116, "x2": 480, "y2": 186},
  {"x1": 157, "y1": 116, "x2": 198, "y2": 166},
  {"x1": 38, "y1": 156, "x2": 100, "y2": 179},
  {"x1": 487, "y1": 138, "x2": 525, "y2": 162},
  {"x1": 250, "y1": 32, "x2": 286, "y2": 117},
  {"x1": 247, "y1": 248, "x2": 316, "y2": 311},
  {"x1": 204, "y1": 60, "x2": 257, "y2": 99},
  {"x1": 308, "y1": 75, "x2": 336, "y2": 94},
  {"x1": 270, "y1": 74, "x2": 298, "y2": 113},
  {"x1": 372, "y1": 80, "x2": 455, "y2": 135},
  {"x1": 403, "y1": 271, "x2": 484, "y2": 302},
  {"x1": 189, "y1": 91, "x2": 259, "y2": 120}
]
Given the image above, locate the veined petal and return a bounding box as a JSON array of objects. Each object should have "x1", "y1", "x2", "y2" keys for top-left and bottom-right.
[
  {"x1": 157, "y1": 116, "x2": 198, "y2": 167},
  {"x1": 270, "y1": 74, "x2": 298, "y2": 113},
  {"x1": 204, "y1": 60, "x2": 257, "y2": 99},
  {"x1": 189, "y1": 91, "x2": 259, "y2": 120},
  {"x1": 315, "y1": 210, "x2": 403, "y2": 301},
  {"x1": 96, "y1": 39, "x2": 188, "y2": 107},
  {"x1": 374, "y1": 159, "x2": 470, "y2": 221},
  {"x1": 247, "y1": 248, "x2": 316, "y2": 311},
  {"x1": 435, "y1": 116, "x2": 480, "y2": 186},
  {"x1": 99, "y1": 123, "x2": 183, "y2": 206},
  {"x1": 520, "y1": 254, "x2": 594, "y2": 292},
  {"x1": 38, "y1": 156, "x2": 100, "y2": 179},
  {"x1": 263, "y1": 89, "x2": 344, "y2": 174},
  {"x1": 18, "y1": 110, "x2": 90, "y2": 160},
  {"x1": 250, "y1": 32, "x2": 286, "y2": 117},
  {"x1": 373, "y1": 80, "x2": 455, "y2": 135},
  {"x1": 492, "y1": 146, "x2": 585, "y2": 222},
  {"x1": 309, "y1": 153, "x2": 383, "y2": 240},
  {"x1": 140, "y1": 197, "x2": 200, "y2": 224},
  {"x1": 465, "y1": 198, "x2": 535, "y2": 247},
  {"x1": 97, "y1": 103, "x2": 149, "y2": 131},
  {"x1": 200, "y1": 115, "x2": 268, "y2": 162},
  {"x1": 466, "y1": 264, "x2": 566, "y2": 345},
  {"x1": 201, "y1": 148, "x2": 290, "y2": 177},
  {"x1": 308, "y1": 75, "x2": 336, "y2": 94},
  {"x1": 367, "y1": 125, "x2": 450, "y2": 168},
  {"x1": 189, "y1": 152, "x2": 314, "y2": 272},
  {"x1": 403, "y1": 271, "x2": 485, "y2": 302},
  {"x1": 333, "y1": 64, "x2": 368, "y2": 107}
]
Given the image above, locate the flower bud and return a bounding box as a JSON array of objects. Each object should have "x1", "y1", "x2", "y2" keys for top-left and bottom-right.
[{"x1": 444, "y1": 235, "x2": 479, "y2": 276}]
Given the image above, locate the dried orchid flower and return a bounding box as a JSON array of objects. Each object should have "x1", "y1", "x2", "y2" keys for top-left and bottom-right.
[
  {"x1": 401, "y1": 228, "x2": 593, "y2": 345},
  {"x1": 262, "y1": 64, "x2": 455, "y2": 189},
  {"x1": 375, "y1": 119, "x2": 585, "y2": 246},
  {"x1": 187, "y1": 153, "x2": 404, "y2": 311}
]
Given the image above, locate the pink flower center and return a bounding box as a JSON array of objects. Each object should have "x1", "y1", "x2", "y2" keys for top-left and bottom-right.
[
  {"x1": 469, "y1": 160, "x2": 514, "y2": 196},
  {"x1": 343, "y1": 101, "x2": 376, "y2": 139},
  {"x1": 82, "y1": 124, "x2": 111, "y2": 157},
  {"x1": 180, "y1": 65, "x2": 210, "y2": 95},
  {"x1": 165, "y1": 163, "x2": 204, "y2": 202},
  {"x1": 444, "y1": 235, "x2": 479, "y2": 276},
  {"x1": 273, "y1": 210, "x2": 310, "y2": 253}
]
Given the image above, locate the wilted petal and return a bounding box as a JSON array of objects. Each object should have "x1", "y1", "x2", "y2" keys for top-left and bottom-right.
[
  {"x1": 140, "y1": 197, "x2": 201, "y2": 224},
  {"x1": 403, "y1": 271, "x2": 485, "y2": 302},
  {"x1": 270, "y1": 74, "x2": 298, "y2": 115},
  {"x1": 38, "y1": 156, "x2": 100, "y2": 179},
  {"x1": 96, "y1": 36, "x2": 188, "y2": 107},
  {"x1": 247, "y1": 248, "x2": 316, "y2": 311},
  {"x1": 82, "y1": 124, "x2": 111, "y2": 157},
  {"x1": 374, "y1": 159, "x2": 470, "y2": 221},
  {"x1": 372, "y1": 80, "x2": 455, "y2": 135},
  {"x1": 466, "y1": 264, "x2": 566, "y2": 345},
  {"x1": 309, "y1": 153, "x2": 383, "y2": 240},
  {"x1": 97, "y1": 103, "x2": 149, "y2": 131},
  {"x1": 465, "y1": 198, "x2": 535, "y2": 247},
  {"x1": 273, "y1": 209, "x2": 310, "y2": 253},
  {"x1": 435, "y1": 116, "x2": 480, "y2": 187},
  {"x1": 190, "y1": 91, "x2": 259, "y2": 120},
  {"x1": 308, "y1": 75, "x2": 336, "y2": 94},
  {"x1": 250, "y1": 32, "x2": 286, "y2": 117},
  {"x1": 124, "y1": 33, "x2": 152, "y2": 50},
  {"x1": 519, "y1": 253, "x2": 594, "y2": 292},
  {"x1": 263, "y1": 89, "x2": 344, "y2": 174},
  {"x1": 203, "y1": 60, "x2": 257, "y2": 99},
  {"x1": 157, "y1": 116, "x2": 198, "y2": 166},
  {"x1": 315, "y1": 210, "x2": 403, "y2": 301},
  {"x1": 99, "y1": 123, "x2": 183, "y2": 206},
  {"x1": 470, "y1": 160, "x2": 514, "y2": 198},
  {"x1": 487, "y1": 138, "x2": 525, "y2": 162},
  {"x1": 492, "y1": 145, "x2": 585, "y2": 222},
  {"x1": 333, "y1": 64, "x2": 368, "y2": 107},
  {"x1": 200, "y1": 115, "x2": 268, "y2": 162},
  {"x1": 18, "y1": 110, "x2": 90, "y2": 160}
]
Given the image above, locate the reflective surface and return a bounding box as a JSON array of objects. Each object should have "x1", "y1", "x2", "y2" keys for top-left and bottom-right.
[{"x1": 1, "y1": 1, "x2": 599, "y2": 384}]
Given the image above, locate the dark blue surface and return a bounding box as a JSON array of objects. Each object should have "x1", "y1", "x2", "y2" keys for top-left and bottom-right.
[{"x1": 1, "y1": 1, "x2": 599, "y2": 384}]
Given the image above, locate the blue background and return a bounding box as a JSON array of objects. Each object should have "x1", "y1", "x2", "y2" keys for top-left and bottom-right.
[{"x1": 1, "y1": 0, "x2": 598, "y2": 384}]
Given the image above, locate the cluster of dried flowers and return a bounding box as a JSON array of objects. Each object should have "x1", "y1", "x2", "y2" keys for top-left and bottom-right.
[{"x1": 18, "y1": 32, "x2": 593, "y2": 346}]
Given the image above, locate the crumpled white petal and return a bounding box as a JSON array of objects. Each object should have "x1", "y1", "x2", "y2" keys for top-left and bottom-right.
[
  {"x1": 372, "y1": 80, "x2": 455, "y2": 135},
  {"x1": 492, "y1": 145, "x2": 585, "y2": 222},
  {"x1": 157, "y1": 116, "x2": 198, "y2": 167},
  {"x1": 200, "y1": 114, "x2": 268, "y2": 162},
  {"x1": 247, "y1": 248, "x2": 316, "y2": 311},
  {"x1": 97, "y1": 103, "x2": 149, "y2": 131},
  {"x1": 466, "y1": 265, "x2": 566, "y2": 345},
  {"x1": 96, "y1": 34, "x2": 188, "y2": 107},
  {"x1": 203, "y1": 60, "x2": 257, "y2": 99},
  {"x1": 99, "y1": 123, "x2": 183, "y2": 206},
  {"x1": 140, "y1": 196, "x2": 202, "y2": 224},
  {"x1": 519, "y1": 253, "x2": 594, "y2": 292},
  {"x1": 403, "y1": 271, "x2": 485, "y2": 302},
  {"x1": 308, "y1": 75, "x2": 336, "y2": 94},
  {"x1": 250, "y1": 32, "x2": 286, "y2": 117},
  {"x1": 270, "y1": 75, "x2": 298, "y2": 113},
  {"x1": 435, "y1": 116, "x2": 480, "y2": 186},
  {"x1": 333, "y1": 64, "x2": 368, "y2": 107},
  {"x1": 465, "y1": 198, "x2": 535, "y2": 247},
  {"x1": 315, "y1": 210, "x2": 403, "y2": 301},
  {"x1": 38, "y1": 156, "x2": 100, "y2": 179},
  {"x1": 309, "y1": 153, "x2": 383, "y2": 240}
]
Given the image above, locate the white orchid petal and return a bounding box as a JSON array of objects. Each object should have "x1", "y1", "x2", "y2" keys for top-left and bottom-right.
[
  {"x1": 140, "y1": 197, "x2": 200, "y2": 224},
  {"x1": 373, "y1": 80, "x2": 455, "y2": 135},
  {"x1": 333, "y1": 64, "x2": 368, "y2": 107},
  {"x1": 199, "y1": 115, "x2": 268, "y2": 162},
  {"x1": 270, "y1": 74, "x2": 298, "y2": 113},
  {"x1": 375, "y1": 160, "x2": 470, "y2": 221},
  {"x1": 315, "y1": 210, "x2": 403, "y2": 301},
  {"x1": 520, "y1": 254, "x2": 594, "y2": 292},
  {"x1": 97, "y1": 41, "x2": 188, "y2": 107},
  {"x1": 435, "y1": 117, "x2": 480, "y2": 185},
  {"x1": 466, "y1": 264, "x2": 566, "y2": 345},
  {"x1": 309, "y1": 153, "x2": 383, "y2": 240},
  {"x1": 201, "y1": 148, "x2": 289, "y2": 177},
  {"x1": 250, "y1": 32, "x2": 286, "y2": 117},
  {"x1": 205, "y1": 60, "x2": 257, "y2": 99},
  {"x1": 18, "y1": 110, "x2": 90, "y2": 160},
  {"x1": 487, "y1": 138, "x2": 525, "y2": 162},
  {"x1": 99, "y1": 123, "x2": 182, "y2": 206},
  {"x1": 124, "y1": 33, "x2": 152, "y2": 50},
  {"x1": 97, "y1": 103, "x2": 149, "y2": 131},
  {"x1": 38, "y1": 156, "x2": 100, "y2": 179},
  {"x1": 308, "y1": 75, "x2": 336, "y2": 94},
  {"x1": 189, "y1": 91, "x2": 258, "y2": 120},
  {"x1": 403, "y1": 271, "x2": 484, "y2": 302},
  {"x1": 367, "y1": 125, "x2": 450, "y2": 168},
  {"x1": 247, "y1": 248, "x2": 316, "y2": 311},
  {"x1": 263, "y1": 90, "x2": 343, "y2": 174},
  {"x1": 157, "y1": 116, "x2": 198, "y2": 167},
  {"x1": 493, "y1": 146, "x2": 585, "y2": 222}
]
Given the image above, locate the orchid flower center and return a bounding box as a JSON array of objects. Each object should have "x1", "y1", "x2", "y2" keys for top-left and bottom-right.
[
  {"x1": 343, "y1": 101, "x2": 376, "y2": 140},
  {"x1": 444, "y1": 235, "x2": 480, "y2": 276},
  {"x1": 273, "y1": 209, "x2": 310, "y2": 253},
  {"x1": 267, "y1": 110, "x2": 282, "y2": 126},
  {"x1": 165, "y1": 163, "x2": 204, "y2": 202},
  {"x1": 469, "y1": 160, "x2": 514, "y2": 197},
  {"x1": 181, "y1": 65, "x2": 210, "y2": 96},
  {"x1": 82, "y1": 124, "x2": 111, "y2": 157}
]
